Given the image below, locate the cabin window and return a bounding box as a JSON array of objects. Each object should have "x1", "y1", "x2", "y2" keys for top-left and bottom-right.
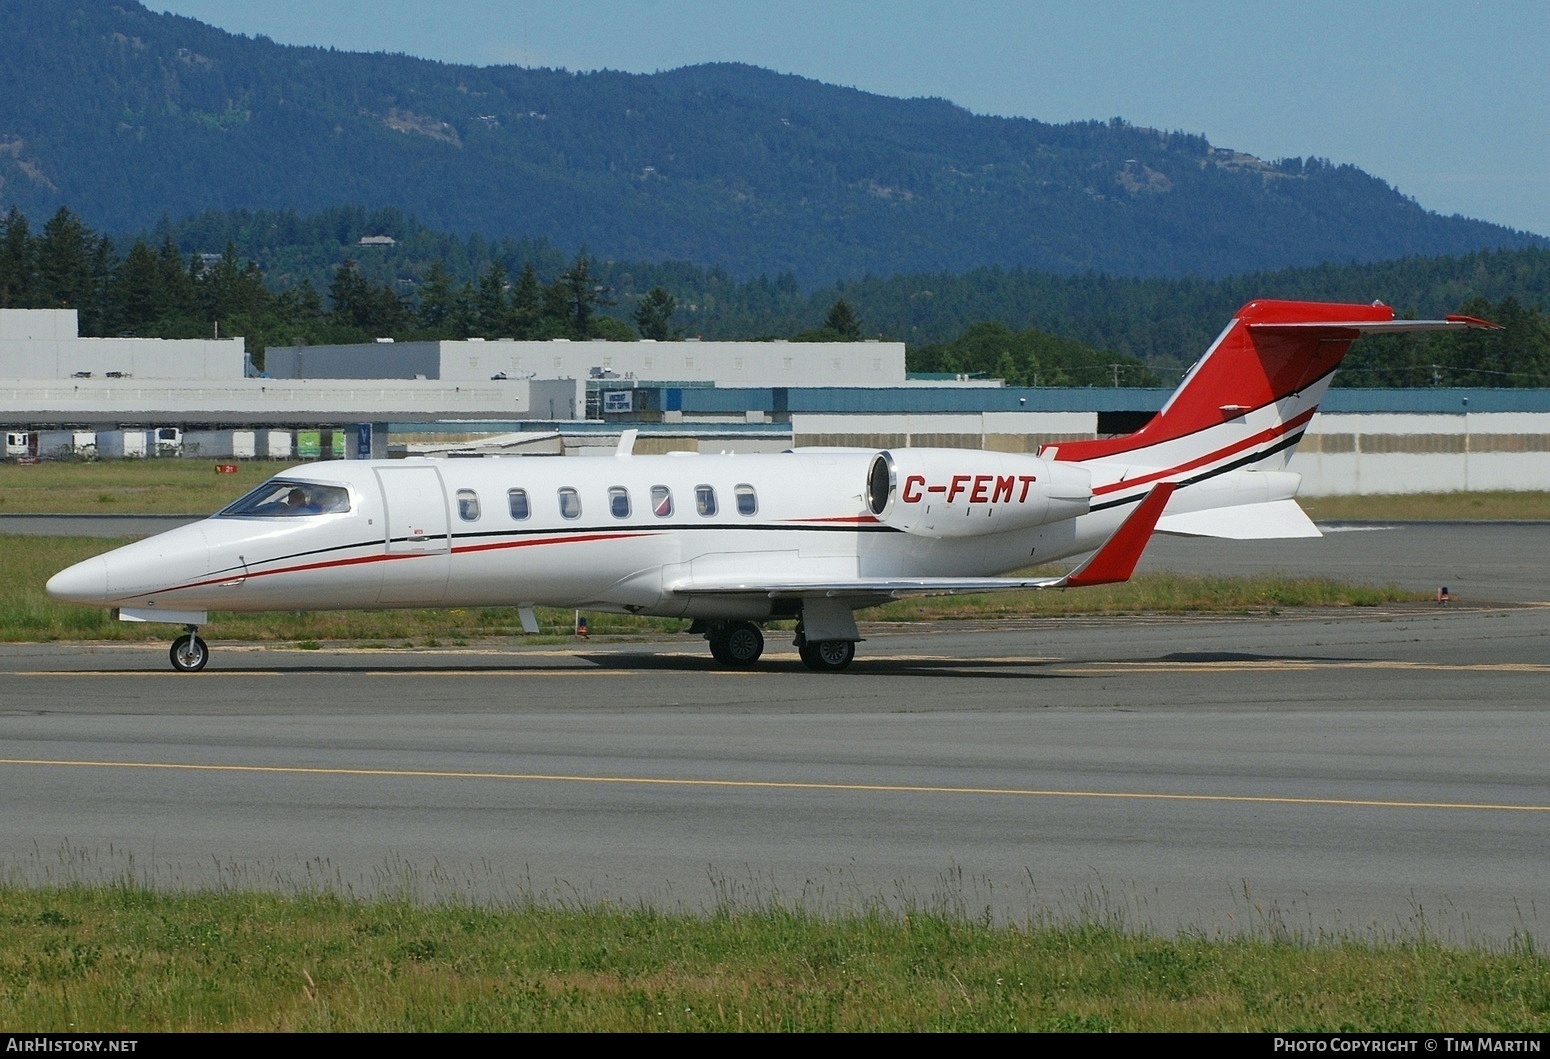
[
  {"x1": 650, "y1": 485, "x2": 673, "y2": 518},
  {"x1": 456, "y1": 489, "x2": 481, "y2": 522},
  {"x1": 695, "y1": 484, "x2": 717, "y2": 517},
  {"x1": 609, "y1": 486, "x2": 631, "y2": 519},
  {"x1": 734, "y1": 484, "x2": 757, "y2": 516},
  {"x1": 558, "y1": 487, "x2": 582, "y2": 520},
  {"x1": 219, "y1": 480, "x2": 350, "y2": 517},
  {"x1": 507, "y1": 488, "x2": 530, "y2": 520}
]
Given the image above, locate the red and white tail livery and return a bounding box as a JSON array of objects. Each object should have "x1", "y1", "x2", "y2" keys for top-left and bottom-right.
[{"x1": 47, "y1": 300, "x2": 1497, "y2": 672}]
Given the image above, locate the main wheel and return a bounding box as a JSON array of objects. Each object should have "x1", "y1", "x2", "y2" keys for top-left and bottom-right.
[
  {"x1": 799, "y1": 639, "x2": 855, "y2": 672},
  {"x1": 169, "y1": 633, "x2": 209, "y2": 673},
  {"x1": 721, "y1": 621, "x2": 764, "y2": 667}
]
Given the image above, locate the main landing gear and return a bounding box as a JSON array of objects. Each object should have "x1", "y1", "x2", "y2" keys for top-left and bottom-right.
[
  {"x1": 697, "y1": 616, "x2": 858, "y2": 672},
  {"x1": 705, "y1": 620, "x2": 765, "y2": 668},
  {"x1": 796, "y1": 637, "x2": 855, "y2": 672},
  {"x1": 169, "y1": 625, "x2": 209, "y2": 673},
  {"x1": 794, "y1": 624, "x2": 855, "y2": 672}
]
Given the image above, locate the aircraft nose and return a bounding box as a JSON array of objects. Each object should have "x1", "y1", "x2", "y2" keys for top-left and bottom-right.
[{"x1": 46, "y1": 555, "x2": 110, "y2": 605}]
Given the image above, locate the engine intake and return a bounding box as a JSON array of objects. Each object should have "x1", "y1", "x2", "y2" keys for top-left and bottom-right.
[{"x1": 866, "y1": 449, "x2": 1092, "y2": 538}]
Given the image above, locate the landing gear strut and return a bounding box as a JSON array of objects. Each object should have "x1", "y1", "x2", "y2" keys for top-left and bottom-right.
[
  {"x1": 705, "y1": 620, "x2": 764, "y2": 667},
  {"x1": 792, "y1": 600, "x2": 860, "y2": 673},
  {"x1": 169, "y1": 625, "x2": 209, "y2": 673}
]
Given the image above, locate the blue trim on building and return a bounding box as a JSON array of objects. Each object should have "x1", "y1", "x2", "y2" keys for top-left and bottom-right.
[
  {"x1": 1319, "y1": 389, "x2": 1549, "y2": 413},
  {"x1": 393, "y1": 388, "x2": 1550, "y2": 436},
  {"x1": 668, "y1": 386, "x2": 1550, "y2": 415},
  {"x1": 675, "y1": 386, "x2": 1170, "y2": 414}
]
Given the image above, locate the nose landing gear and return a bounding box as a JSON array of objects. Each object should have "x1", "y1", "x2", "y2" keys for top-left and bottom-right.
[{"x1": 169, "y1": 625, "x2": 209, "y2": 672}]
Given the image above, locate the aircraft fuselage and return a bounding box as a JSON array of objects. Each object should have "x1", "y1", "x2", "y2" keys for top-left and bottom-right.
[{"x1": 45, "y1": 451, "x2": 1114, "y2": 623}]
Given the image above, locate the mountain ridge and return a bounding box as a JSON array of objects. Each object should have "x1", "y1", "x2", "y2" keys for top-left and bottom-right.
[{"x1": 0, "y1": 0, "x2": 1542, "y2": 283}]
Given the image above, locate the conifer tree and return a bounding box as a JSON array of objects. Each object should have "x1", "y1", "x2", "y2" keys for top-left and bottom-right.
[{"x1": 633, "y1": 287, "x2": 677, "y2": 340}]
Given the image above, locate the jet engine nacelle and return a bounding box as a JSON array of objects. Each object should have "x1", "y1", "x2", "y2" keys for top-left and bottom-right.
[{"x1": 865, "y1": 449, "x2": 1092, "y2": 538}]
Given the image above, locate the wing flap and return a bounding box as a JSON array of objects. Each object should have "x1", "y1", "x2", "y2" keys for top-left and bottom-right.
[{"x1": 662, "y1": 574, "x2": 1070, "y2": 598}]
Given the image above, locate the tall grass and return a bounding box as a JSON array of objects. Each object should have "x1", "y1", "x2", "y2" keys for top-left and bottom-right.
[
  {"x1": 0, "y1": 459, "x2": 274, "y2": 514},
  {"x1": 1300, "y1": 490, "x2": 1550, "y2": 522},
  {"x1": 0, "y1": 880, "x2": 1544, "y2": 1031},
  {"x1": 868, "y1": 571, "x2": 1418, "y2": 621}
]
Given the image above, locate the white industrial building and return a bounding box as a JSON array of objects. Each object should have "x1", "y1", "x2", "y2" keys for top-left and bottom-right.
[
  {"x1": 1, "y1": 308, "x2": 1548, "y2": 495},
  {"x1": 788, "y1": 403, "x2": 1550, "y2": 497},
  {"x1": 263, "y1": 336, "x2": 925, "y2": 389},
  {"x1": 0, "y1": 309, "x2": 245, "y2": 380},
  {"x1": 1291, "y1": 411, "x2": 1550, "y2": 496},
  {"x1": 0, "y1": 309, "x2": 582, "y2": 458}
]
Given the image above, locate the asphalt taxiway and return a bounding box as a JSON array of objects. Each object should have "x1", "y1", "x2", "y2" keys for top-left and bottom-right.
[{"x1": 1, "y1": 520, "x2": 1547, "y2": 943}]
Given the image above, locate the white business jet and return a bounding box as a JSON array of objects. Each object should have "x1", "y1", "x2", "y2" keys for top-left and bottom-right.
[{"x1": 47, "y1": 300, "x2": 1495, "y2": 672}]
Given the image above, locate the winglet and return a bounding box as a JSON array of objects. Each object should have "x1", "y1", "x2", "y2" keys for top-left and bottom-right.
[
  {"x1": 1445, "y1": 313, "x2": 1503, "y2": 329},
  {"x1": 1059, "y1": 482, "x2": 1176, "y2": 588},
  {"x1": 615, "y1": 428, "x2": 638, "y2": 456}
]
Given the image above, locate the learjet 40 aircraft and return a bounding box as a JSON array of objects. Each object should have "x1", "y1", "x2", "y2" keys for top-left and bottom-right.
[{"x1": 47, "y1": 300, "x2": 1495, "y2": 672}]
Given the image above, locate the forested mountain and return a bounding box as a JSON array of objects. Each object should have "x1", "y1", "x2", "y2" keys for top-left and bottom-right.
[
  {"x1": 0, "y1": 0, "x2": 1542, "y2": 285},
  {"x1": 148, "y1": 205, "x2": 1550, "y2": 384}
]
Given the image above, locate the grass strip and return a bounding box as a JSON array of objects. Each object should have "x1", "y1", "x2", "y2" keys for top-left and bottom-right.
[{"x1": 1, "y1": 883, "x2": 1546, "y2": 1032}]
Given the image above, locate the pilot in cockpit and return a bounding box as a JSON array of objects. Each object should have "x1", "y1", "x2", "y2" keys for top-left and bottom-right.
[
  {"x1": 280, "y1": 487, "x2": 321, "y2": 515},
  {"x1": 224, "y1": 481, "x2": 350, "y2": 517}
]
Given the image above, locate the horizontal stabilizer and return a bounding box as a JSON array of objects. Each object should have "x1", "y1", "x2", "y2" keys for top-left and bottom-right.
[
  {"x1": 1158, "y1": 499, "x2": 1321, "y2": 540},
  {"x1": 1248, "y1": 314, "x2": 1501, "y2": 336}
]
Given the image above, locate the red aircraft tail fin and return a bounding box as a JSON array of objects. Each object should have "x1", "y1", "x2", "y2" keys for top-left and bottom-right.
[{"x1": 1042, "y1": 300, "x2": 1497, "y2": 467}]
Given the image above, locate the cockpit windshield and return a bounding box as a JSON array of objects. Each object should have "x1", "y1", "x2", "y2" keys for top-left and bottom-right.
[{"x1": 218, "y1": 480, "x2": 351, "y2": 517}]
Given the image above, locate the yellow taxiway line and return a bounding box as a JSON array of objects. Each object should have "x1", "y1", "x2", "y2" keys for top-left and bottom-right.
[{"x1": 1, "y1": 757, "x2": 1546, "y2": 814}]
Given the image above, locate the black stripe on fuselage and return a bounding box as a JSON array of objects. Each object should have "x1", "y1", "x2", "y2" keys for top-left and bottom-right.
[
  {"x1": 1087, "y1": 428, "x2": 1305, "y2": 515},
  {"x1": 1061, "y1": 364, "x2": 1335, "y2": 466},
  {"x1": 446, "y1": 520, "x2": 900, "y2": 544},
  {"x1": 198, "y1": 521, "x2": 903, "y2": 581}
]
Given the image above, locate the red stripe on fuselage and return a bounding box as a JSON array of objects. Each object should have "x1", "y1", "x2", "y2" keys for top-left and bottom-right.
[
  {"x1": 786, "y1": 515, "x2": 880, "y2": 524},
  {"x1": 1088, "y1": 407, "x2": 1315, "y2": 498},
  {"x1": 451, "y1": 531, "x2": 661, "y2": 555},
  {"x1": 173, "y1": 548, "x2": 418, "y2": 594},
  {"x1": 162, "y1": 530, "x2": 656, "y2": 596}
]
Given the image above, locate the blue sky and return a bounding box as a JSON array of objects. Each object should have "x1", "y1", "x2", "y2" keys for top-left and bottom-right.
[{"x1": 154, "y1": 1, "x2": 1550, "y2": 237}]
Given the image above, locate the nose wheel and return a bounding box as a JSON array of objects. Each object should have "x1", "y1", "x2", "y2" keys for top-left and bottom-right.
[{"x1": 169, "y1": 629, "x2": 209, "y2": 673}]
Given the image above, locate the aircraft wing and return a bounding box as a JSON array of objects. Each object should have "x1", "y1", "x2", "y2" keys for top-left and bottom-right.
[{"x1": 664, "y1": 482, "x2": 1176, "y2": 599}]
